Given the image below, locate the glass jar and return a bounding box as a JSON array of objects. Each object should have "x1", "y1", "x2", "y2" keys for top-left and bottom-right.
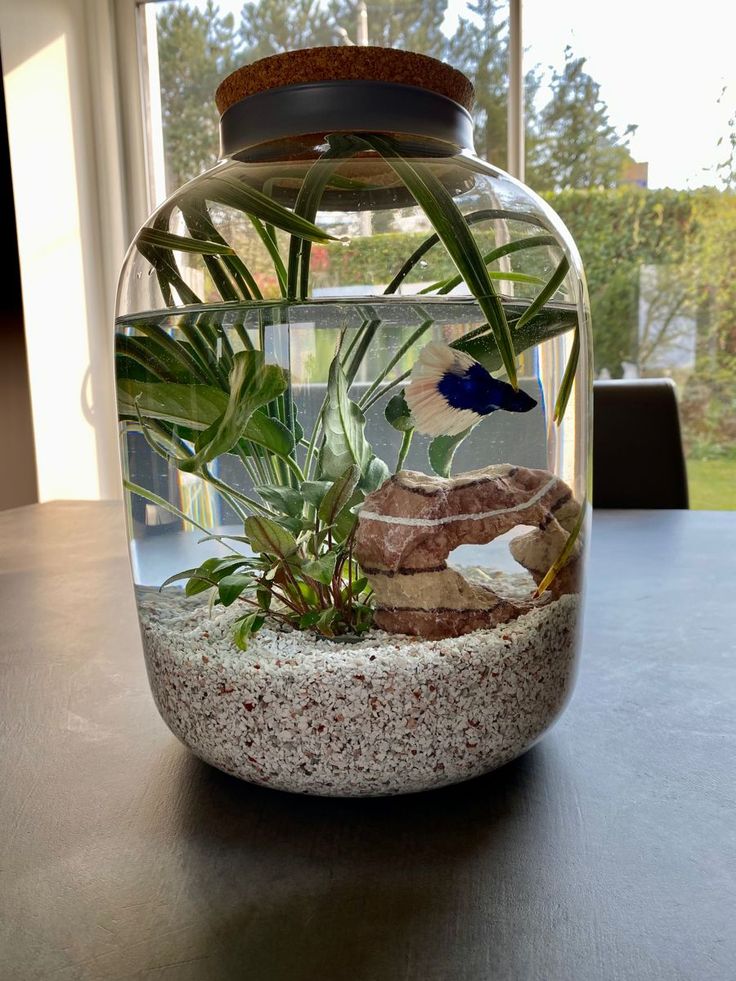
[{"x1": 116, "y1": 47, "x2": 591, "y2": 796}]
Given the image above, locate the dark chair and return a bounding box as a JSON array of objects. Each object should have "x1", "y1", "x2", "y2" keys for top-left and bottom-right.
[{"x1": 593, "y1": 379, "x2": 689, "y2": 508}]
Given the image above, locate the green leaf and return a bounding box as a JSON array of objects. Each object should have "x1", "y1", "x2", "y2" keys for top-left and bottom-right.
[
  {"x1": 453, "y1": 303, "x2": 578, "y2": 374},
  {"x1": 553, "y1": 324, "x2": 580, "y2": 425},
  {"x1": 428, "y1": 429, "x2": 474, "y2": 478},
  {"x1": 118, "y1": 380, "x2": 226, "y2": 431},
  {"x1": 315, "y1": 608, "x2": 338, "y2": 637},
  {"x1": 417, "y1": 234, "x2": 559, "y2": 295},
  {"x1": 159, "y1": 568, "x2": 198, "y2": 590},
  {"x1": 241, "y1": 411, "x2": 294, "y2": 456},
  {"x1": 361, "y1": 456, "x2": 390, "y2": 494},
  {"x1": 319, "y1": 356, "x2": 371, "y2": 480},
  {"x1": 287, "y1": 137, "x2": 357, "y2": 299},
  {"x1": 515, "y1": 257, "x2": 571, "y2": 332},
  {"x1": 318, "y1": 464, "x2": 360, "y2": 526},
  {"x1": 179, "y1": 351, "x2": 287, "y2": 472},
  {"x1": 233, "y1": 612, "x2": 265, "y2": 651},
  {"x1": 254, "y1": 484, "x2": 304, "y2": 516},
  {"x1": 137, "y1": 226, "x2": 236, "y2": 255},
  {"x1": 244, "y1": 515, "x2": 298, "y2": 559},
  {"x1": 301, "y1": 480, "x2": 333, "y2": 508},
  {"x1": 298, "y1": 611, "x2": 322, "y2": 628},
  {"x1": 123, "y1": 479, "x2": 217, "y2": 541},
  {"x1": 535, "y1": 501, "x2": 586, "y2": 596},
  {"x1": 249, "y1": 216, "x2": 287, "y2": 296},
  {"x1": 333, "y1": 509, "x2": 358, "y2": 543},
  {"x1": 302, "y1": 552, "x2": 338, "y2": 585},
  {"x1": 383, "y1": 210, "x2": 551, "y2": 295},
  {"x1": 192, "y1": 173, "x2": 338, "y2": 244},
  {"x1": 358, "y1": 135, "x2": 518, "y2": 389},
  {"x1": 183, "y1": 556, "x2": 249, "y2": 596},
  {"x1": 218, "y1": 573, "x2": 255, "y2": 607},
  {"x1": 385, "y1": 392, "x2": 414, "y2": 432}
]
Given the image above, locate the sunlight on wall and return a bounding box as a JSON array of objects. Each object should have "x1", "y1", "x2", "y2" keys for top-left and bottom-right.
[{"x1": 5, "y1": 33, "x2": 103, "y2": 501}]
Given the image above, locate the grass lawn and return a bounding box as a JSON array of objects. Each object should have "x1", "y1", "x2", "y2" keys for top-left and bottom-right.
[{"x1": 686, "y1": 457, "x2": 736, "y2": 510}]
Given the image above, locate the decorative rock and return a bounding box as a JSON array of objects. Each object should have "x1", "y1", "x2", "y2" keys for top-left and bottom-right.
[{"x1": 354, "y1": 464, "x2": 581, "y2": 638}]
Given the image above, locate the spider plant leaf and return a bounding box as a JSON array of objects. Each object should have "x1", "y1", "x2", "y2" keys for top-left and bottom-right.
[
  {"x1": 515, "y1": 256, "x2": 571, "y2": 332},
  {"x1": 192, "y1": 174, "x2": 338, "y2": 244},
  {"x1": 287, "y1": 136, "x2": 359, "y2": 299},
  {"x1": 453, "y1": 304, "x2": 578, "y2": 374},
  {"x1": 428, "y1": 428, "x2": 474, "y2": 478},
  {"x1": 359, "y1": 135, "x2": 518, "y2": 389},
  {"x1": 178, "y1": 351, "x2": 288, "y2": 472},
  {"x1": 383, "y1": 209, "x2": 551, "y2": 295},
  {"x1": 534, "y1": 502, "x2": 586, "y2": 596},
  {"x1": 417, "y1": 235, "x2": 559, "y2": 295},
  {"x1": 180, "y1": 199, "x2": 262, "y2": 300},
  {"x1": 553, "y1": 324, "x2": 581, "y2": 425},
  {"x1": 123, "y1": 478, "x2": 220, "y2": 540},
  {"x1": 318, "y1": 464, "x2": 361, "y2": 527},
  {"x1": 137, "y1": 227, "x2": 235, "y2": 255},
  {"x1": 244, "y1": 515, "x2": 299, "y2": 559},
  {"x1": 135, "y1": 242, "x2": 202, "y2": 306},
  {"x1": 249, "y1": 217, "x2": 287, "y2": 296},
  {"x1": 116, "y1": 336, "x2": 192, "y2": 384}
]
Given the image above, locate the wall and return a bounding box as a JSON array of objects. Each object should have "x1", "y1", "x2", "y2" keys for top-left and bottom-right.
[
  {"x1": 0, "y1": 55, "x2": 37, "y2": 510},
  {"x1": 0, "y1": 0, "x2": 132, "y2": 501}
]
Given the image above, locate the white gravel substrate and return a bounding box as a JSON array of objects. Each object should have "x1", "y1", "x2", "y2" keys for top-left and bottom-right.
[{"x1": 137, "y1": 571, "x2": 580, "y2": 796}]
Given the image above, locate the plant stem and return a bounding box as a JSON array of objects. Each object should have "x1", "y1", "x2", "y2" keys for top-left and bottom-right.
[{"x1": 396, "y1": 429, "x2": 413, "y2": 472}]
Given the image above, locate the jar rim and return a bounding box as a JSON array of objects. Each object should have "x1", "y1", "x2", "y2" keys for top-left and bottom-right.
[{"x1": 219, "y1": 80, "x2": 476, "y2": 157}]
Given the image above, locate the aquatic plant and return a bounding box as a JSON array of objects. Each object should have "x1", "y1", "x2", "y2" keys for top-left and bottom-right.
[{"x1": 117, "y1": 135, "x2": 582, "y2": 644}]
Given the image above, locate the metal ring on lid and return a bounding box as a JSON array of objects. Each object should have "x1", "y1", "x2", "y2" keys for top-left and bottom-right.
[{"x1": 219, "y1": 80, "x2": 476, "y2": 157}]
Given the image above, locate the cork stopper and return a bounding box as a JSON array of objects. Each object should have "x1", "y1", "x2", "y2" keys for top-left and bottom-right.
[{"x1": 215, "y1": 46, "x2": 474, "y2": 116}]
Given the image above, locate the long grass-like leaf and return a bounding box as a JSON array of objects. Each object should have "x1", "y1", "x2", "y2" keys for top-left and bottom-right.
[
  {"x1": 287, "y1": 137, "x2": 358, "y2": 299},
  {"x1": 418, "y1": 234, "x2": 558, "y2": 295},
  {"x1": 553, "y1": 324, "x2": 581, "y2": 425},
  {"x1": 383, "y1": 210, "x2": 551, "y2": 295},
  {"x1": 123, "y1": 478, "x2": 214, "y2": 539},
  {"x1": 360, "y1": 136, "x2": 518, "y2": 388},
  {"x1": 534, "y1": 501, "x2": 586, "y2": 596},
  {"x1": 191, "y1": 174, "x2": 337, "y2": 244},
  {"x1": 250, "y1": 217, "x2": 287, "y2": 296},
  {"x1": 136, "y1": 242, "x2": 202, "y2": 306},
  {"x1": 137, "y1": 226, "x2": 235, "y2": 255},
  {"x1": 179, "y1": 200, "x2": 262, "y2": 300},
  {"x1": 515, "y1": 256, "x2": 570, "y2": 332}
]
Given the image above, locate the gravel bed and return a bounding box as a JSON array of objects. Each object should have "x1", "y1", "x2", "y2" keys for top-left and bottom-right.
[{"x1": 137, "y1": 572, "x2": 580, "y2": 796}]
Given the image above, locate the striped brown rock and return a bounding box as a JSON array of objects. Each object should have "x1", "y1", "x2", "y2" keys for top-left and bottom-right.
[{"x1": 354, "y1": 464, "x2": 581, "y2": 639}]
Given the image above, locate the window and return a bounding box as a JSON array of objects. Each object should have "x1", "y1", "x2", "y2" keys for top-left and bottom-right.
[
  {"x1": 134, "y1": 0, "x2": 736, "y2": 508},
  {"x1": 523, "y1": 0, "x2": 736, "y2": 509}
]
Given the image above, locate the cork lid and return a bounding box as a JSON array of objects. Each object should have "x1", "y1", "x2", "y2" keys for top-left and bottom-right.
[{"x1": 215, "y1": 46, "x2": 475, "y2": 116}]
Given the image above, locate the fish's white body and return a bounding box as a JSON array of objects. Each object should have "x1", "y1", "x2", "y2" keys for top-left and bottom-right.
[{"x1": 405, "y1": 342, "x2": 481, "y2": 436}]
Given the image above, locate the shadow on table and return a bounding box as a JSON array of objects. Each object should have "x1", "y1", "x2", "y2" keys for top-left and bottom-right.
[{"x1": 161, "y1": 743, "x2": 556, "y2": 981}]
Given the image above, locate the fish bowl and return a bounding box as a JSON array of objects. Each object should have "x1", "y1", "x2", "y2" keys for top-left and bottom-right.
[{"x1": 115, "y1": 47, "x2": 591, "y2": 796}]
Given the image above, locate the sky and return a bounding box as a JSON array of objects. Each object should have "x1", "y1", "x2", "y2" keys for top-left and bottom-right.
[{"x1": 161, "y1": 0, "x2": 736, "y2": 189}]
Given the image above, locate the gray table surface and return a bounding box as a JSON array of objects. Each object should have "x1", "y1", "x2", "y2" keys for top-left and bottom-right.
[{"x1": 1, "y1": 502, "x2": 734, "y2": 981}]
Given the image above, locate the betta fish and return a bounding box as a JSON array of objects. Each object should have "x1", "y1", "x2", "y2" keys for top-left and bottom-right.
[{"x1": 405, "y1": 342, "x2": 537, "y2": 437}]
